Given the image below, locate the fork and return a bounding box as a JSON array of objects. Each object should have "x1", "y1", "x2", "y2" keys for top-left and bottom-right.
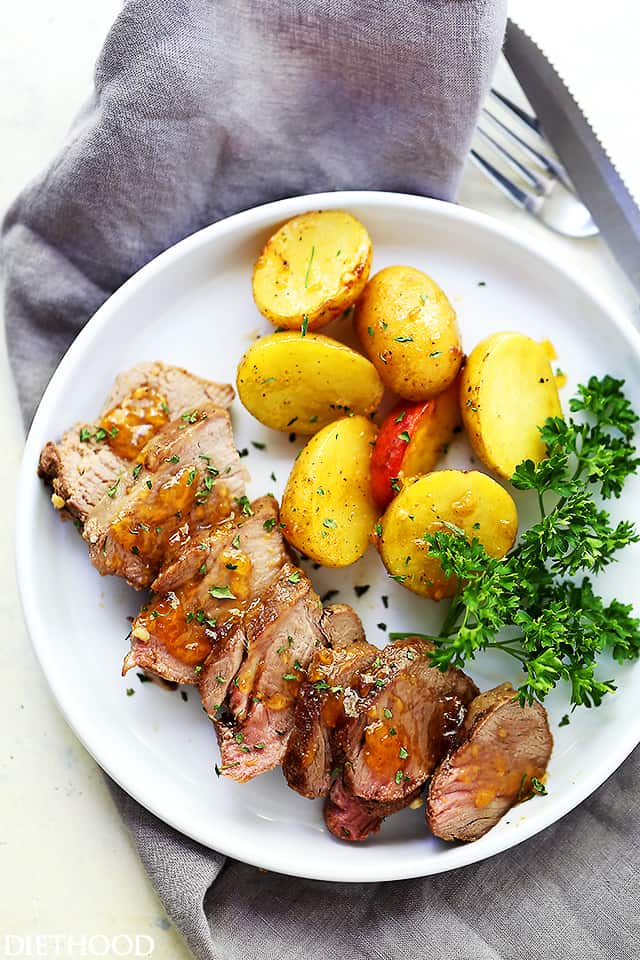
[{"x1": 471, "y1": 89, "x2": 598, "y2": 238}]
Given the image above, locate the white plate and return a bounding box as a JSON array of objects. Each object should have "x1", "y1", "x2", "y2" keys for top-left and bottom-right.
[{"x1": 17, "y1": 192, "x2": 640, "y2": 882}]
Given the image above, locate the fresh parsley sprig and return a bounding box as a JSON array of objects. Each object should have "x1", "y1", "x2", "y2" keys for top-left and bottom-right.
[{"x1": 392, "y1": 376, "x2": 640, "y2": 710}]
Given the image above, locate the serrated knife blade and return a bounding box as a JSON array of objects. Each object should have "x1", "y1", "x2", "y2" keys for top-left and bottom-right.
[{"x1": 504, "y1": 21, "x2": 640, "y2": 297}]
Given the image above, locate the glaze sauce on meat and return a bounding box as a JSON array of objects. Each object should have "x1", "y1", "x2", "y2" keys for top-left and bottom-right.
[
  {"x1": 99, "y1": 384, "x2": 170, "y2": 460},
  {"x1": 133, "y1": 548, "x2": 253, "y2": 666}
]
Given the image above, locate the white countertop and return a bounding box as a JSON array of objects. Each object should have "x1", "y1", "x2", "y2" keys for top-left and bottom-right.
[{"x1": 1, "y1": 3, "x2": 637, "y2": 956}]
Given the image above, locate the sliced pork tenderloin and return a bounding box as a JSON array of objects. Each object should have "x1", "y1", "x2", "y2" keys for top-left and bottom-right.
[
  {"x1": 38, "y1": 362, "x2": 234, "y2": 527},
  {"x1": 125, "y1": 496, "x2": 287, "y2": 685},
  {"x1": 323, "y1": 637, "x2": 478, "y2": 841},
  {"x1": 84, "y1": 404, "x2": 246, "y2": 589},
  {"x1": 212, "y1": 563, "x2": 326, "y2": 781},
  {"x1": 338, "y1": 638, "x2": 478, "y2": 807},
  {"x1": 323, "y1": 775, "x2": 421, "y2": 842},
  {"x1": 319, "y1": 604, "x2": 366, "y2": 649},
  {"x1": 426, "y1": 683, "x2": 553, "y2": 842},
  {"x1": 283, "y1": 637, "x2": 379, "y2": 799},
  {"x1": 102, "y1": 361, "x2": 234, "y2": 418}
]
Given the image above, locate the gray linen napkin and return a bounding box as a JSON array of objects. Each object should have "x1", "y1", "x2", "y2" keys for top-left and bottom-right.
[{"x1": 3, "y1": 1, "x2": 639, "y2": 958}]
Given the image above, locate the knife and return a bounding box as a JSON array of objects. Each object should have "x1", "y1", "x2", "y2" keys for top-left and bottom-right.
[{"x1": 504, "y1": 21, "x2": 640, "y2": 297}]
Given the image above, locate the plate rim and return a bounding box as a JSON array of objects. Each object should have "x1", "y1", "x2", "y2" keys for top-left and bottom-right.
[{"x1": 16, "y1": 190, "x2": 640, "y2": 882}]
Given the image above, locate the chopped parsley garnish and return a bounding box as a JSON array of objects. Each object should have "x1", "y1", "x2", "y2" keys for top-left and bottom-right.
[
  {"x1": 263, "y1": 517, "x2": 277, "y2": 532},
  {"x1": 429, "y1": 351, "x2": 442, "y2": 358},
  {"x1": 187, "y1": 468, "x2": 196, "y2": 486},
  {"x1": 231, "y1": 534, "x2": 241, "y2": 549},
  {"x1": 395, "y1": 770, "x2": 403, "y2": 784},
  {"x1": 181, "y1": 409, "x2": 198, "y2": 423},
  {"x1": 354, "y1": 585, "x2": 370, "y2": 597},
  {"x1": 374, "y1": 523, "x2": 383, "y2": 537},
  {"x1": 287, "y1": 570, "x2": 301, "y2": 584},
  {"x1": 301, "y1": 314, "x2": 309, "y2": 337},
  {"x1": 131, "y1": 545, "x2": 140, "y2": 556},
  {"x1": 323, "y1": 518, "x2": 338, "y2": 529},
  {"x1": 559, "y1": 714, "x2": 570, "y2": 727},
  {"x1": 321, "y1": 590, "x2": 339, "y2": 604},
  {"x1": 194, "y1": 665, "x2": 203, "y2": 674},
  {"x1": 419, "y1": 294, "x2": 428, "y2": 304},
  {"x1": 251, "y1": 441, "x2": 266, "y2": 450},
  {"x1": 126, "y1": 688, "x2": 135, "y2": 697},
  {"x1": 399, "y1": 746, "x2": 408, "y2": 759},
  {"x1": 165, "y1": 455, "x2": 180, "y2": 464},
  {"x1": 377, "y1": 623, "x2": 387, "y2": 631},
  {"x1": 383, "y1": 708, "x2": 393, "y2": 719},
  {"x1": 367, "y1": 326, "x2": 374, "y2": 338},
  {"x1": 79, "y1": 427, "x2": 93, "y2": 442},
  {"x1": 209, "y1": 585, "x2": 236, "y2": 600},
  {"x1": 132, "y1": 463, "x2": 143, "y2": 480},
  {"x1": 531, "y1": 777, "x2": 547, "y2": 796},
  {"x1": 94, "y1": 428, "x2": 107, "y2": 442},
  {"x1": 304, "y1": 245, "x2": 315, "y2": 289},
  {"x1": 282, "y1": 673, "x2": 298, "y2": 681},
  {"x1": 398, "y1": 430, "x2": 411, "y2": 443},
  {"x1": 390, "y1": 477, "x2": 401, "y2": 493},
  {"x1": 225, "y1": 562, "x2": 238, "y2": 570},
  {"x1": 394, "y1": 411, "x2": 406, "y2": 423},
  {"x1": 394, "y1": 336, "x2": 413, "y2": 343},
  {"x1": 234, "y1": 496, "x2": 254, "y2": 517},
  {"x1": 106, "y1": 478, "x2": 120, "y2": 498}
]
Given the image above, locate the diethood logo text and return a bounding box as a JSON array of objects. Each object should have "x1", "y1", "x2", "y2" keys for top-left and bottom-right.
[{"x1": 3, "y1": 934, "x2": 155, "y2": 957}]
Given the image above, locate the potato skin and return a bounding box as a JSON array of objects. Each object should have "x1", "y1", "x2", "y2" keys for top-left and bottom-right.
[
  {"x1": 280, "y1": 416, "x2": 378, "y2": 567},
  {"x1": 378, "y1": 470, "x2": 518, "y2": 599},
  {"x1": 370, "y1": 378, "x2": 461, "y2": 509},
  {"x1": 354, "y1": 265, "x2": 463, "y2": 400},
  {"x1": 461, "y1": 332, "x2": 563, "y2": 479},
  {"x1": 252, "y1": 210, "x2": 373, "y2": 331},
  {"x1": 236, "y1": 331, "x2": 384, "y2": 434}
]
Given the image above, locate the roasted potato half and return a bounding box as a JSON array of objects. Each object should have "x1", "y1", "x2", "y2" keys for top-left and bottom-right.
[
  {"x1": 461, "y1": 332, "x2": 563, "y2": 479},
  {"x1": 252, "y1": 210, "x2": 373, "y2": 331},
  {"x1": 236, "y1": 331, "x2": 384, "y2": 434},
  {"x1": 377, "y1": 470, "x2": 518, "y2": 599},
  {"x1": 280, "y1": 416, "x2": 378, "y2": 567},
  {"x1": 354, "y1": 265, "x2": 463, "y2": 400},
  {"x1": 370, "y1": 378, "x2": 461, "y2": 509}
]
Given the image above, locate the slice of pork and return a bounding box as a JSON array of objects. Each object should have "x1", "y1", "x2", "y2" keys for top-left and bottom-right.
[
  {"x1": 283, "y1": 634, "x2": 378, "y2": 799},
  {"x1": 319, "y1": 604, "x2": 366, "y2": 649},
  {"x1": 323, "y1": 775, "x2": 420, "y2": 842},
  {"x1": 124, "y1": 496, "x2": 287, "y2": 685},
  {"x1": 338, "y1": 638, "x2": 479, "y2": 807},
  {"x1": 84, "y1": 404, "x2": 246, "y2": 589},
  {"x1": 102, "y1": 361, "x2": 234, "y2": 415},
  {"x1": 38, "y1": 362, "x2": 234, "y2": 526},
  {"x1": 321, "y1": 638, "x2": 478, "y2": 842},
  {"x1": 426, "y1": 683, "x2": 552, "y2": 842},
  {"x1": 212, "y1": 563, "x2": 326, "y2": 781}
]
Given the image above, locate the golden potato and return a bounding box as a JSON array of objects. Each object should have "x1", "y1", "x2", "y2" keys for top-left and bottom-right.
[
  {"x1": 354, "y1": 265, "x2": 463, "y2": 400},
  {"x1": 280, "y1": 416, "x2": 378, "y2": 567},
  {"x1": 378, "y1": 470, "x2": 518, "y2": 599},
  {"x1": 461, "y1": 332, "x2": 563, "y2": 479},
  {"x1": 236, "y1": 331, "x2": 384, "y2": 434},
  {"x1": 252, "y1": 210, "x2": 372, "y2": 331}
]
